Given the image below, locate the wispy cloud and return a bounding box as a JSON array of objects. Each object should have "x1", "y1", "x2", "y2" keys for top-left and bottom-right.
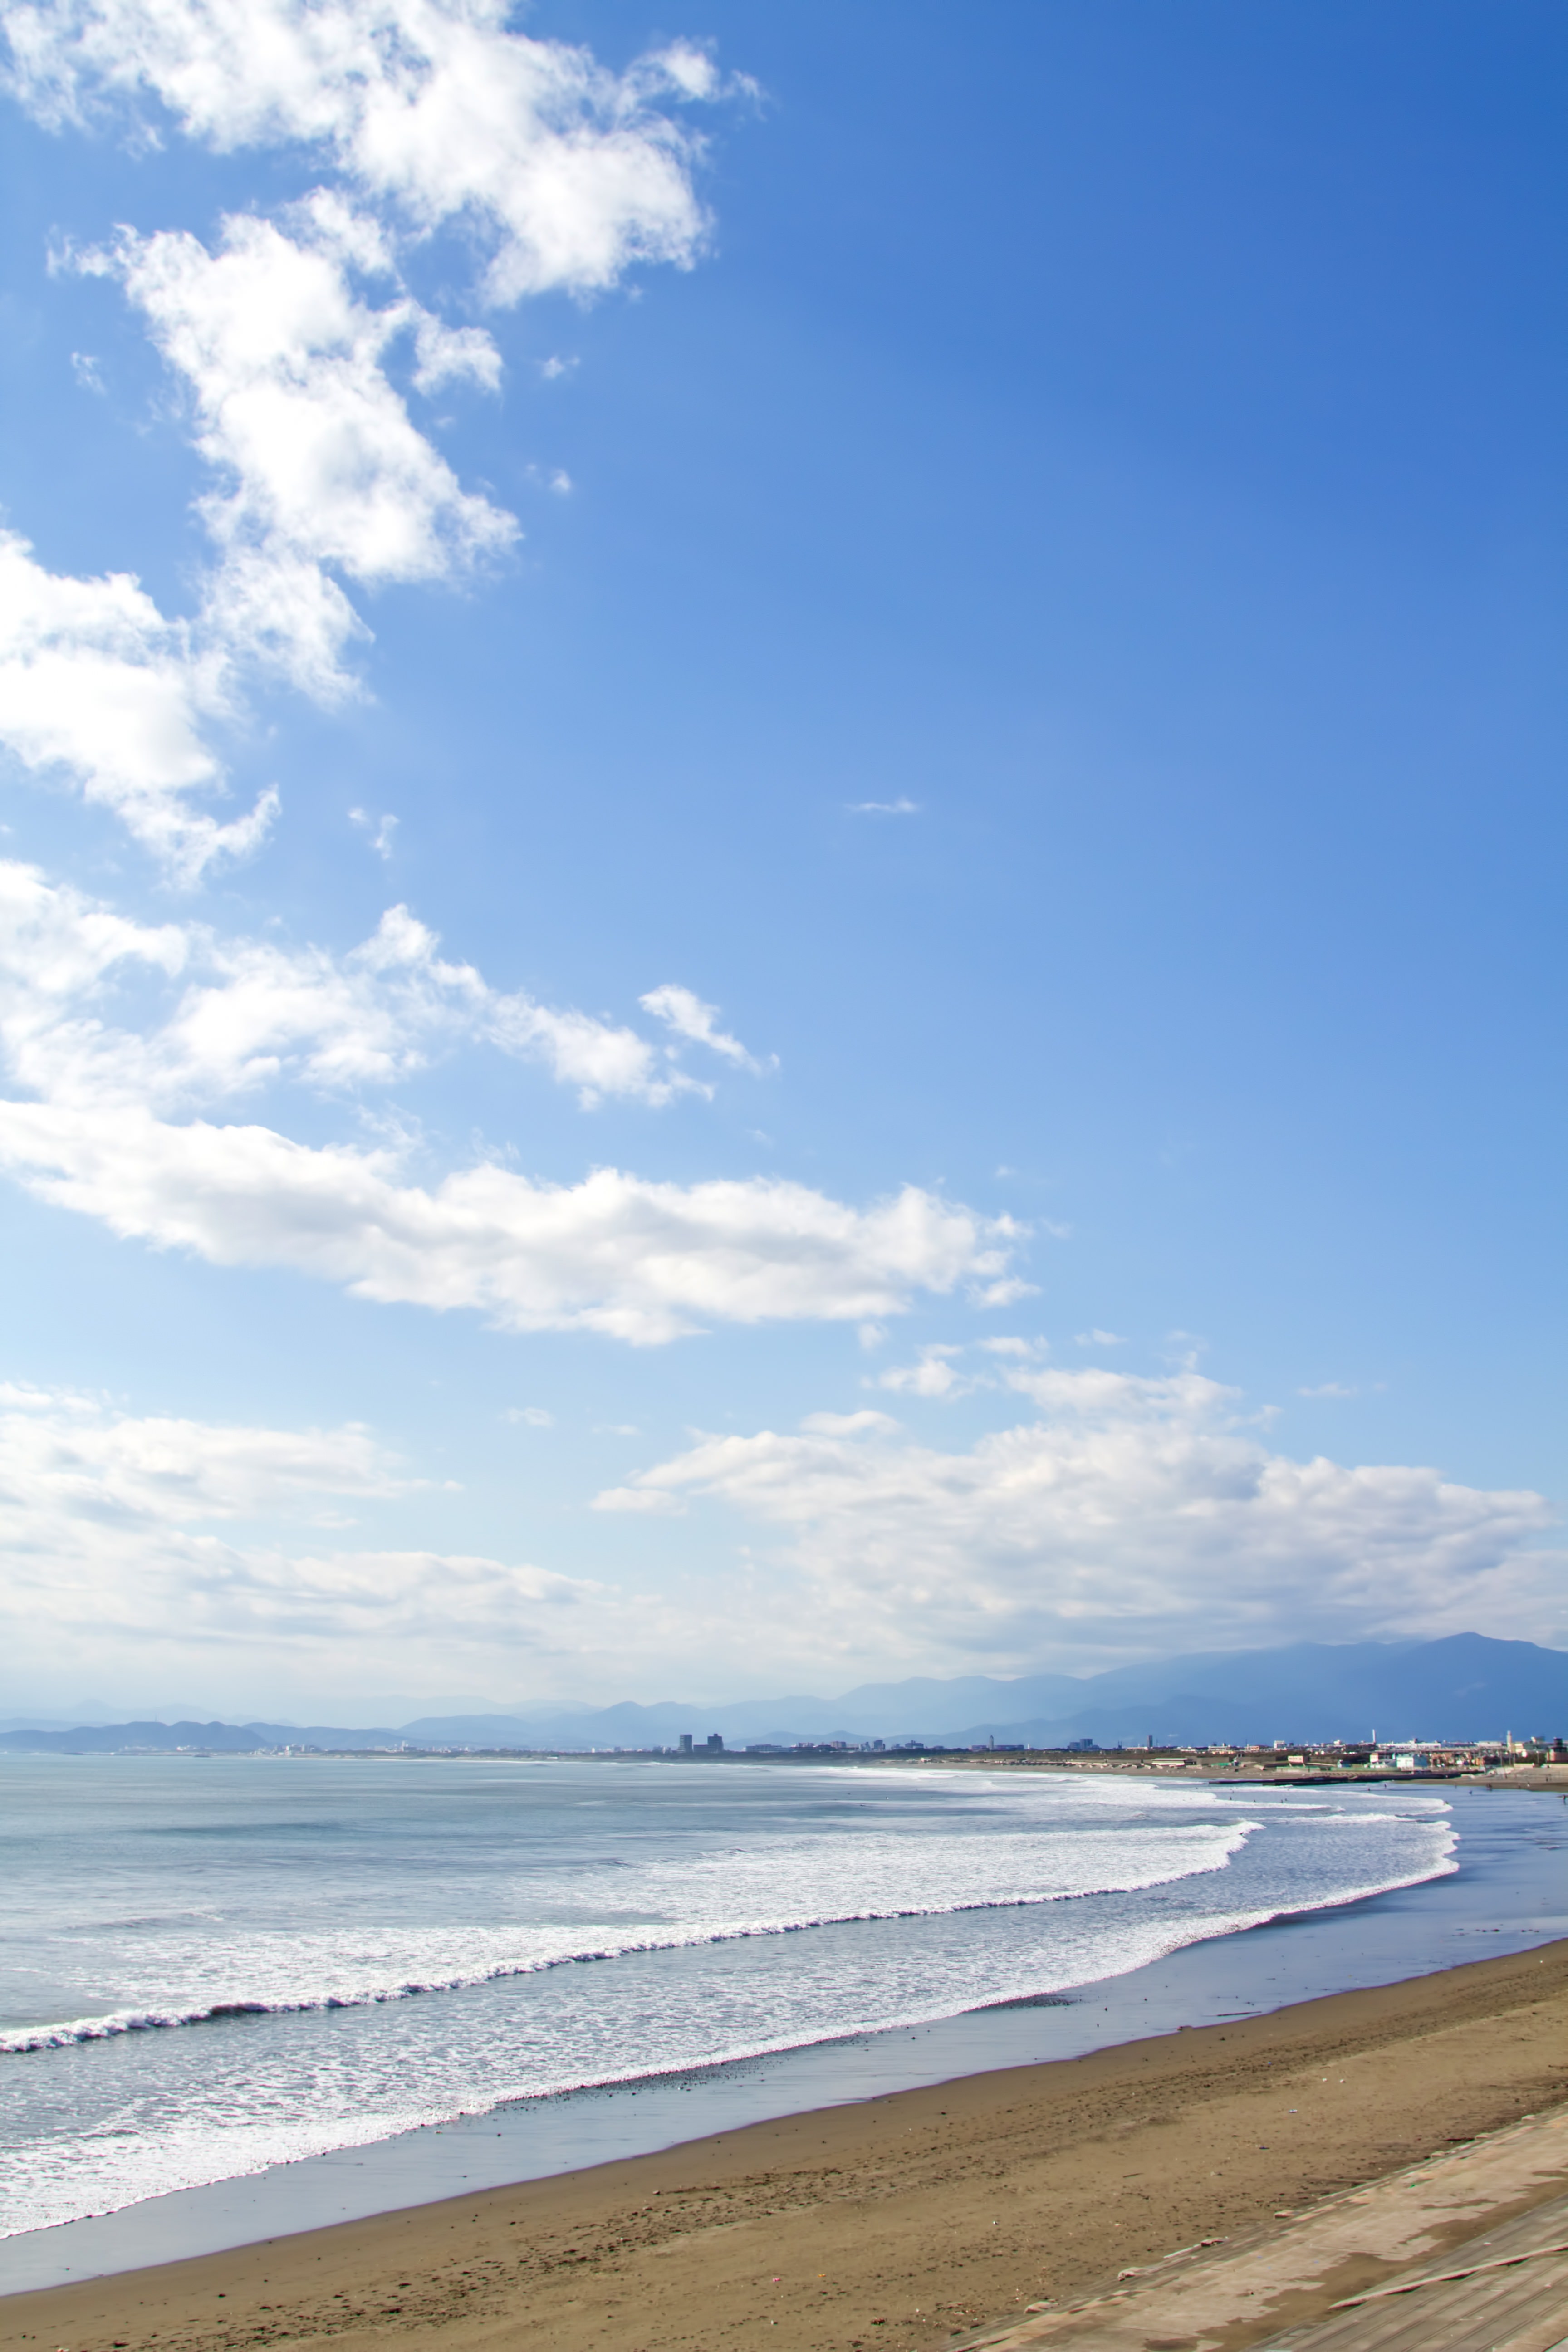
[
  {"x1": 0, "y1": 1383, "x2": 609, "y2": 1687},
  {"x1": 0, "y1": 859, "x2": 705, "y2": 1109},
  {"x1": 872, "y1": 1343, "x2": 975, "y2": 1400},
  {"x1": 349, "y1": 808, "x2": 398, "y2": 860},
  {"x1": 848, "y1": 797, "x2": 920, "y2": 816},
  {"x1": 639, "y1": 982, "x2": 769, "y2": 1072}
]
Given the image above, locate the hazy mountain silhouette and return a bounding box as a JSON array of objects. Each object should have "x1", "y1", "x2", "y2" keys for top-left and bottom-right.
[{"x1": 2, "y1": 1634, "x2": 1562, "y2": 1753}]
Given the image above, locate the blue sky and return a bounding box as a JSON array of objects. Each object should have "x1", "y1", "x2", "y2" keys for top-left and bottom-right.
[{"x1": 0, "y1": 0, "x2": 1562, "y2": 1719}]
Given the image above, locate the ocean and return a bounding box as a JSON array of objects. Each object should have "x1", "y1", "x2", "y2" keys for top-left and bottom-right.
[{"x1": 7, "y1": 1751, "x2": 1539, "y2": 2256}]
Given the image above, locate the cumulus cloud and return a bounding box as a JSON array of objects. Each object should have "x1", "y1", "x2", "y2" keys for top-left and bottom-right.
[
  {"x1": 593, "y1": 1368, "x2": 1563, "y2": 1661},
  {"x1": 85, "y1": 206, "x2": 516, "y2": 694},
  {"x1": 6, "y1": 0, "x2": 727, "y2": 304},
  {"x1": 0, "y1": 859, "x2": 1021, "y2": 1341},
  {"x1": 1, "y1": 3, "x2": 737, "y2": 867},
  {"x1": 6, "y1": 203, "x2": 515, "y2": 872},
  {"x1": 0, "y1": 529, "x2": 276, "y2": 880}
]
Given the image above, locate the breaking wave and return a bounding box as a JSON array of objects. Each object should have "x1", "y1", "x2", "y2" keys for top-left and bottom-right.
[{"x1": 3, "y1": 1814, "x2": 1254, "y2": 2051}]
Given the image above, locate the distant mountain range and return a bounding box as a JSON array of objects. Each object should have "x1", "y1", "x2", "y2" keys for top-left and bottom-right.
[{"x1": 1, "y1": 1633, "x2": 1563, "y2": 1754}]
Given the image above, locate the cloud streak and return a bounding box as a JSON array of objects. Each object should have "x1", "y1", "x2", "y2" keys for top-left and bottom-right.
[
  {"x1": 0, "y1": 859, "x2": 1019, "y2": 1342},
  {"x1": 640, "y1": 982, "x2": 769, "y2": 1072},
  {"x1": 0, "y1": 1113, "x2": 1020, "y2": 1343},
  {"x1": 0, "y1": 859, "x2": 716, "y2": 1108}
]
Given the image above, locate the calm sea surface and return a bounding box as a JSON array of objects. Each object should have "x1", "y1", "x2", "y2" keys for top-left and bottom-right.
[{"x1": 0, "y1": 1756, "x2": 1468, "y2": 2238}]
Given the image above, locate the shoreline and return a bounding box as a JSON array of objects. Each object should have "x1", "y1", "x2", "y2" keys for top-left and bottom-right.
[
  {"x1": 4, "y1": 1782, "x2": 1564, "y2": 2295},
  {"x1": 5, "y1": 1938, "x2": 1568, "y2": 2352}
]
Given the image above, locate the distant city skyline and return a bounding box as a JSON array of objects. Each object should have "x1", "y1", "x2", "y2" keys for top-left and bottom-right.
[{"x1": 0, "y1": 0, "x2": 1561, "y2": 1716}]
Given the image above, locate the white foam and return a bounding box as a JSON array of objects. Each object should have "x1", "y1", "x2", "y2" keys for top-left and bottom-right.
[
  {"x1": 0, "y1": 1764, "x2": 1458, "y2": 2239},
  {"x1": 1, "y1": 1813, "x2": 1254, "y2": 2051}
]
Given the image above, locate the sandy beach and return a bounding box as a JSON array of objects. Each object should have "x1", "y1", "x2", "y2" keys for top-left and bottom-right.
[{"x1": 5, "y1": 1937, "x2": 1567, "y2": 2352}]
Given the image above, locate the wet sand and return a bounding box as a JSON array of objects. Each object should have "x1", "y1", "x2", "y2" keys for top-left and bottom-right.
[{"x1": 5, "y1": 1939, "x2": 1568, "y2": 2352}]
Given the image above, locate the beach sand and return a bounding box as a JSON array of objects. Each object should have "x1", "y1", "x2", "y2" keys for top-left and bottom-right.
[{"x1": 5, "y1": 1940, "x2": 1567, "y2": 2352}]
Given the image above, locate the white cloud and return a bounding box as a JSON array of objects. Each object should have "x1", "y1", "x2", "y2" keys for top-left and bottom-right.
[
  {"x1": 70, "y1": 348, "x2": 104, "y2": 390},
  {"x1": 592, "y1": 1485, "x2": 684, "y2": 1515},
  {"x1": 505, "y1": 1405, "x2": 552, "y2": 1427},
  {"x1": 1075, "y1": 1328, "x2": 1126, "y2": 1348},
  {"x1": 0, "y1": 859, "x2": 709, "y2": 1110},
  {"x1": 0, "y1": 1383, "x2": 606, "y2": 1695},
  {"x1": 0, "y1": 1377, "x2": 414, "y2": 1520},
  {"x1": 874, "y1": 1343, "x2": 975, "y2": 1400},
  {"x1": 111, "y1": 208, "x2": 512, "y2": 583},
  {"x1": 0, "y1": 873, "x2": 445, "y2": 1107},
  {"x1": 0, "y1": 859, "x2": 1023, "y2": 1342},
  {"x1": 84, "y1": 206, "x2": 516, "y2": 697},
  {"x1": 973, "y1": 1275, "x2": 1039, "y2": 1308},
  {"x1": 594, "y1": 1369, "x2": 1563, "y2": 1663},
  {"x1": 1, "y1": 5, "x2": 738, "y2": 867},
  {"x1": 639, "y1": 982, "x2": 766, "y2": 1071},
  {"x1": 349, "y1": 806, "x2": 397, "y2": 858},
  {"x1": 5, "y1": 200, "x2": 516, "y2": 877},
  {"x1": 0, "y1": 529, "x2": 275, "y2": 880},
  {"x1": 0, "y1": 1113, "x2": 1021, "y2": 1344},
  {"x1": 1299, "y1": 1381, "x2": 1357, "y2": 1399},
  {"x1": 6, "y1": 0, "x2": 725, "y2": 304},
  {"x1": 848, "y1": 797, "x2": 919, "y2": 815}
]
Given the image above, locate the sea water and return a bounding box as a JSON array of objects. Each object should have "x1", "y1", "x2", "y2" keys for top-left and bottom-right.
[{"x1": 0, "y1": 1753, "x2": 1475, "y2": 2242}]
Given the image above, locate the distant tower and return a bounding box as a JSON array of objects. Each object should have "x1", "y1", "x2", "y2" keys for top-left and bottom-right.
[
  {"x1": 679, "y1": 1733, "x2": 693, "y2": 1753},
  {"x1": 706, "y1": 1733, "x2": 724, "y2": 1752}
]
